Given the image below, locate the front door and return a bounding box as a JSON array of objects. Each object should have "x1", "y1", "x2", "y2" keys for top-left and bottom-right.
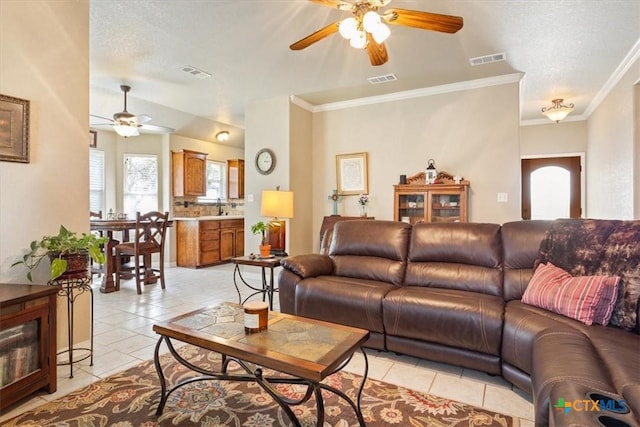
[{"x1": 521, "y1": 156, "x2": 582, "y2": 220}]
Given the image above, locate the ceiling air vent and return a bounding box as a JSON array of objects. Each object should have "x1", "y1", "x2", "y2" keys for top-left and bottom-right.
[
  {"x1": 179, "y1": 65, "x2": 212, "y2": 79},
  {"x1": 469, "y1": 52, "x2": 506, "y2": 66},
  {"x1": 367, "y1": 73, "x2": 397, "y2": 84}
]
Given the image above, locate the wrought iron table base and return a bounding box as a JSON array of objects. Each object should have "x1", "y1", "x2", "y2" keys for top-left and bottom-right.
[
  {"x1": 153, "y1": 336, "x2": 368, "y2": 426},
  {"x1": 232, "y1": 263, "x2": 278, "y2": 310}
]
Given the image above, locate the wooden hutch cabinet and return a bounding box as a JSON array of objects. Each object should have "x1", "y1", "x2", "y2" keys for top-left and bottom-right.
[
  {"x1": 0, "y1": 284, "x2": 59, "y2": 411},
  {"x1": 172, "y1": 150, "x2": 207, "y2": 196},
  {"x1": 227, "y1": 159, "x2": 244, "y2": 199},
  {"x1": 394, "y1": 172, "x2": 469, "y2": 224}
]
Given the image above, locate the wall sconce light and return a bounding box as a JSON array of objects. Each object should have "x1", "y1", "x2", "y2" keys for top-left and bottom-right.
[
  {"x1": 216, "y1": 130, "x2": 230, "y2": 142},
  {"x1": 541, "y1": 99, "x2": 574, "y2": 123},
  {"x1": 261, "y1": 187, "x2": 294, "y2": 256}
]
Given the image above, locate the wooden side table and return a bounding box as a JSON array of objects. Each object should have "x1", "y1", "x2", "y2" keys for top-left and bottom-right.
[{"x1": 231, "y1": 256, "x2": 282, "y2": 310}]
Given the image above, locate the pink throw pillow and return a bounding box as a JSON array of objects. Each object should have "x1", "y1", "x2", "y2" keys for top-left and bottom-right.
[{"x1": 522, "y1": 262, "x2": 620, "y2": 325}]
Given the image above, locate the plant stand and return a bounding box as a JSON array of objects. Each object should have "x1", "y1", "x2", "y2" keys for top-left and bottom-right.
[{"x1": 49, "y1": 274, "x2": 93, "y2": 378}]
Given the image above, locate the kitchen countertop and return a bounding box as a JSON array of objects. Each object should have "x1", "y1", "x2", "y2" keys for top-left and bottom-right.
[{"x1": 173, "y1": 215, "x2": 244, "y2": 221}]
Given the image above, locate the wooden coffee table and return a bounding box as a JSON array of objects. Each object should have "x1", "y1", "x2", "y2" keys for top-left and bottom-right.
[{"x1": 152, "y1": 302, "x2": 370, "y2": 426}]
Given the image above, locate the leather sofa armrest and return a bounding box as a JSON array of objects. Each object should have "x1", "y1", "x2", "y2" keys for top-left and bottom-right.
[{"x1": 281, "y1": 254, "x2": 334, "y2": 278}]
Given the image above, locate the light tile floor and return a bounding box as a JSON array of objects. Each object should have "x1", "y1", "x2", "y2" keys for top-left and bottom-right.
[{"x1": 0, "y1": 264, "x2": 535, "y2": 426}]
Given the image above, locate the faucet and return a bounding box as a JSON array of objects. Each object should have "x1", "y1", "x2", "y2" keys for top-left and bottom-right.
[{"x1": 216, "y1": 198, "x2": 223, "y2": 216}]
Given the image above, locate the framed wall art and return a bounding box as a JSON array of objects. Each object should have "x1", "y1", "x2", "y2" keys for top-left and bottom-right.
[
  {"x1": 0, "y1": 94, "x2": 30, "y2": 163},
  {"x1": 336, "y1": 152, "x2": 369, "y2": 195},
  {"x1": 90, "y1": 130, "x2": 97, "y2": 148}
]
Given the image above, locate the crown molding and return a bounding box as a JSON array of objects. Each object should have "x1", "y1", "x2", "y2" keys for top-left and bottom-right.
[
  {"x1": 291, "y1": 73, "x2": 524, "y2": 113},
  {"x1": 583, "y1": 37, "x2": 640, "y2": 117}
]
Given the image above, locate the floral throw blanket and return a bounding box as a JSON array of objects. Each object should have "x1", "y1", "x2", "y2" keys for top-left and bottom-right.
[{"x1": 534, "y1": 218, "x2": 640, "y2": 332}]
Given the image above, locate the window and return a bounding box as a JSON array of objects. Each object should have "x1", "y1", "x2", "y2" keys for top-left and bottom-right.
[
  {"x1": 123, "y1": 154, "x2": 158, "y2": 217},
  {"x1": 531, "y1": 166, "x2": 570, "y2": 219},
  {"x1": 89, "y1": 149, "x2": 105, "y2": 214},
  {"x1": 200, "y1": 160, "x2": 227, "y2": 201}
]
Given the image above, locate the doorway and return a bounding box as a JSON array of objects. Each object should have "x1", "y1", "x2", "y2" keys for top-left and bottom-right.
[{"x1": 521, "y1": 156, "x2": 582, "y2": 220}]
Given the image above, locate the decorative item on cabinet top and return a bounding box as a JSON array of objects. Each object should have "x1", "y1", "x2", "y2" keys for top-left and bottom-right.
[{"x1": 399, "y1": 170, "x2": 469, "y2": 186}]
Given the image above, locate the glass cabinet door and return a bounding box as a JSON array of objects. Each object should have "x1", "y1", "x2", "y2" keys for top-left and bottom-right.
[
  {"x1": 0, "y1": 320, "x2": 40, "y2": 388},
  {"x1": 429, "y1": 192, "x2": 462, "y2": 223},
  {"x1": 397, "y1": 194, "x2": 425, "y2": 224}
]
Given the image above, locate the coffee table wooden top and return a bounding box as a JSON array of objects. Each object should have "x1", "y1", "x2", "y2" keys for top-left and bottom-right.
[{"x1": 153, "y1": 302, "x2": 369, "y2": 382}]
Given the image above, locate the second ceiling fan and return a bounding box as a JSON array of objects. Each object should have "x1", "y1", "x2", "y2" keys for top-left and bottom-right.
[
  {"x1": 290, "y1": 0, "x2": 463, "y2": 66},
  {"x1": 90, "y1": 85, "x2": 175, "y2": 138}
]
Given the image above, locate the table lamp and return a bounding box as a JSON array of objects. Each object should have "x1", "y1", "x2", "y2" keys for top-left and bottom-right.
[{"x1": 261, "y1": 187, "x2": 294, "y2": 256}]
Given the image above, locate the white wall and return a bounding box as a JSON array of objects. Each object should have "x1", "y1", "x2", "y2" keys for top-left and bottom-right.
[
  {"x1": 244, "y1": 96, "x2": 292, "y2": 253},
  {"x1": 311, "y1": 82, "x2": 521, "y2": 248},
  {"x1": 0, "y1": 1, "x2": 90, "y2": 347},
  {"x1": 587, "y1": 55, "x2": 639, "y2": 219},
  {"x1": 520, "y1": 121, "x2": 587, "y2": 156}
]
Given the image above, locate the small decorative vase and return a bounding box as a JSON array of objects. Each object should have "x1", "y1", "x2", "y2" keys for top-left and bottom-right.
[{"x1": 360, "y1": 205, "x2": 367, "y2": 217}]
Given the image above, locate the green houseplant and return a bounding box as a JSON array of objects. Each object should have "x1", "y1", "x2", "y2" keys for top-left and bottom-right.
[
  {"x1": 250, "y1": 221, "x2": 271, "y2": 257},
  {"x1": 12, "y1": 225, "x2": 107, "y2": 282}
]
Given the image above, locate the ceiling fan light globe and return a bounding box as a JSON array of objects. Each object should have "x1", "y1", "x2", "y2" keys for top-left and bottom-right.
[
  {"x1": 114, "y1": 124, "x2": 139, "y2": 137},
  {"x1": 350, "y1": 30, "x2": 367, "y2": 49},
  {"x1": 339, "y1": 17, "x2": 358, "y2": 39},
  {"x1": 372, "y1": 23, "x2": 391, "y2": 44},
  {"x1": 363, "y1": 11, "x2": 381, "y2": 33}
]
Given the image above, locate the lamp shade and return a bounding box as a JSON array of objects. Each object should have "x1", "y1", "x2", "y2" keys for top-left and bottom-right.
[
  {"x1": 261, "y1": 190, "x2": 294, "y2": 218},
  {"x1": 541, "y1": 99, "x2": 574, "y2": 123}
]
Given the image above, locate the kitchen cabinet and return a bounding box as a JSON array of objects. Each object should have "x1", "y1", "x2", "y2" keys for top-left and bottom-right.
[
  {"x1": 220, "y1": 219, "x2": 244, "y2": 261},
  {"x1": 176, "y1": 220, "x2": 220, "y2": 267},
  {"x1": 394, "y1": 181, "x2": 469, "y2": 224},
  {"x1": 172, "y1": 150, "x2": 207, "y2": 197},
  {"x1": 227, "y1": 159, "x2": 244, "y2": 199},
  {"x1": 176, "y1": 218, "x2": 244, "y2": 267},
  {"x1": 0, "y1": 284, "x2": 58, "y2": 411}
]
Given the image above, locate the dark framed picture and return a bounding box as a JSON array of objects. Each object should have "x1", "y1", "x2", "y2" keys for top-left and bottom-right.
[
  {"x1": 0, "y1": 94, "x2": 30, "y2": 163},
  {"x1": 90, "y1": 130, "x2": 97, "y2": 148}
]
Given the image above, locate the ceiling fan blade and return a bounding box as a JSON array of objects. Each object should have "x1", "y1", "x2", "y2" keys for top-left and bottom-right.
[
  {"x1": 140, "y1": 123, "x2": 175, "y2": 133},
  {"x1": 134, "y1": 114, "x2": 153, "y2": 124},
  {"x1": 383, "y1": 8, "x2": 463, "y2": 33},
  {"x1": 90, "y1": 114, "x2": 114, "y2": 123},
  {"x1": 90, "y1": 123, "x2": 116, "y2": 129},
  {"x1": 309, "y1": 0, "x2": 354, "y2": 11},
  {"x1": 290, "y1": 21, "x2": 340, "y2": 50},
  {"x1": 366, "y1": 33, "x2": 388, "y2": 66}
]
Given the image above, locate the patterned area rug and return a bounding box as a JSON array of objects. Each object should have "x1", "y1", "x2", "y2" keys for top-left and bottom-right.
[{"x1": 6, "y1": 345, "x2": 513, "y2": 426}]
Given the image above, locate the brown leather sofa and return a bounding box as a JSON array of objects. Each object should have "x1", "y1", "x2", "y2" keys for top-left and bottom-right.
[{"x1": 279, "y1": 219, "x2": 640, "y2": 427}]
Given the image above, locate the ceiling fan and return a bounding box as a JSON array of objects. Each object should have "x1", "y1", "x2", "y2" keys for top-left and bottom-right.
[
  {"x1": 290, "y1": 0, "x2": 463, "y2": 66},
  {"x1": 90, "y1": 85, "x2": 175, "y2": 138}
]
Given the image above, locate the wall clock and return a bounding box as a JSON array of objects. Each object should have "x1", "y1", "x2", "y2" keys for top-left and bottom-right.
[{"x1": 255, "y1": 148, "x2": 276, "y2": 175}]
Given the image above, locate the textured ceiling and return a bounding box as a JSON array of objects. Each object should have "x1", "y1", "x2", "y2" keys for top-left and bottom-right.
[{"x1": 89, "y1": 0, "x2": 640, "y2": 142}]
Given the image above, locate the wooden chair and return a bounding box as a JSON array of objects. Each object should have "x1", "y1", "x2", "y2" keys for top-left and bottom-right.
[{"x1": 114, "y1": 211, "x2": 169, "y2": 294}]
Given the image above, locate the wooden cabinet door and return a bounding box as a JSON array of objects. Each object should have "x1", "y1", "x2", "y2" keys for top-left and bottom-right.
[
  {"x1": 227, "y1": 159, "x2": 244, "y2": 199},
  {"x1": 235, "y1": 227, "x2": 244, "y2": 257},
  {"x1": 184, "y1": 152, "x2": 206, "y2": 196},
  {"x1": 220, "y1": 228, "x2": 235, "y2": 261},
  {"x1": 172, "y1": 150, "x2": 207, "y2": 197}
]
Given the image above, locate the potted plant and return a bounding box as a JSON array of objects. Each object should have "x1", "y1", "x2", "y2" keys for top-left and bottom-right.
[
  {"x1": 250, "y1": 221, "x2": 271, "y2": 257},
  {"x1": 12, "y1": 225, "x2": 107, "y2": 282}
]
